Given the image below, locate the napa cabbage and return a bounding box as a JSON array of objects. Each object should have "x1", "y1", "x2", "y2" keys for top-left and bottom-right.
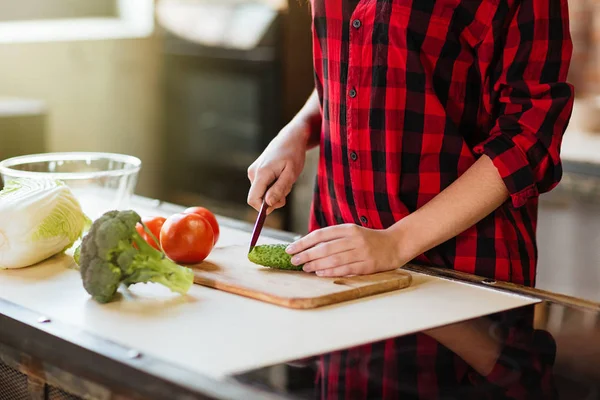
[{"x1": 0, "y1": 179, "x2": 89, "y2": 269}]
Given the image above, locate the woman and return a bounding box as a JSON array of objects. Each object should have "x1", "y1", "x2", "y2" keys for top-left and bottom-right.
[{"x1": 247, "y1": 0, "x2": 572, "y2": 397}]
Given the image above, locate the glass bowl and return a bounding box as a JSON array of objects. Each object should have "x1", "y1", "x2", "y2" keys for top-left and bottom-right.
[{"x1": 0, "y1": 152, "x2": 142, "y2": 219}]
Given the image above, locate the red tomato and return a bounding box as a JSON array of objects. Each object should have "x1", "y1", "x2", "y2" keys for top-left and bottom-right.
[
  {"x1": 184, "y1": 206, "x2": 220, "y2": 245},
  {"x1": 160, "y1": 213, "x2": 214, "y2": 264},
  {"x1": 136, "y1": 216, "x2": 166, "y2": 250}
]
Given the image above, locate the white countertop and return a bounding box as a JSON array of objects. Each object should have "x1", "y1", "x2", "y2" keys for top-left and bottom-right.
[{"x1": 0, "y1": 201, "x2": 538, "y2": 380}]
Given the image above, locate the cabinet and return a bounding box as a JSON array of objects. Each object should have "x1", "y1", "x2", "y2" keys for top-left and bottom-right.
[{"x1": 159, "y1": 2, "x2": 287, "y2": 228}]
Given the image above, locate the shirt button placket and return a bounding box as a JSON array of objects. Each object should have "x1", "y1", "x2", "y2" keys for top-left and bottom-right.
[{"x1": 348, "y1": 10, "x2": 365, "y2": 229}]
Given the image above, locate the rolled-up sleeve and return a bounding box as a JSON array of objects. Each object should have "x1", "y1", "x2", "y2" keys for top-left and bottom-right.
[{"x1": 475, "y1": 0, "x2": 575, "y2": 208}]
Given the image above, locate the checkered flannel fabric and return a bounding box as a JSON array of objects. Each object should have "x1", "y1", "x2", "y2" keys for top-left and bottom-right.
[
  {"x1": 307, "y1": 1, "x2": 571, "y2": 398},
  {"x1": 308, "y1": 0, "x2": 574, "y2": 287}
]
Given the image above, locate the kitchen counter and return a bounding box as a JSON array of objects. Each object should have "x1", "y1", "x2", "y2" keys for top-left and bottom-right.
[
  {"x1": 562, "y1": 97, "x2": 600, "y2": 168},
  {"x1": 562, "y1": 129, "x2": 600, "y2": 168},
  {"x1": 234, "y1": 300, "x2": 600, "y2": 399},
  {"x1": 0, "y1": 196, "x2": 598, "y2": 399},
  {"x1": 543, "y1": 102, "x2": 600, "y2": 202}
]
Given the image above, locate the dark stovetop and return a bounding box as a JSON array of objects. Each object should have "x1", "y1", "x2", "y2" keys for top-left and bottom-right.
[{"x1": 231, "y1": 300, "x2": 600, "y2": 400}]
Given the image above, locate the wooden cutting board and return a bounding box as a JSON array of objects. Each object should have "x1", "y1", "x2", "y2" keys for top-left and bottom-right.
[{"x1": 192, "y1": 245, "x2": 412, "y2": 309}]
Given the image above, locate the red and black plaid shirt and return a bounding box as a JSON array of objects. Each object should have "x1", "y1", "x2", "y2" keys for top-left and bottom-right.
[
  {"x1": 307, "y1": 0, "x2": 573, "y2": 398},
  {"x1": 308, "y1": 0, "x2": 574, "y2": 286}
]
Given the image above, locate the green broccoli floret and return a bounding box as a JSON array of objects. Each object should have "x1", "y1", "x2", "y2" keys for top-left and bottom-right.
[{"x1": 79, "y1": 210, "x2": 194, "y2": 303}]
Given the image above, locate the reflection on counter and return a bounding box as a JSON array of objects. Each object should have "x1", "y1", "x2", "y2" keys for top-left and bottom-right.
[{"x1": 234, "y1": 302, "x2": 600, "y2": 400}]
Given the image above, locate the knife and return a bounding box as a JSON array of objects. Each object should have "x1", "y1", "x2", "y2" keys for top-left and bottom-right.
[{"x1": 248, "y1": 198, "x2": 269, "y2": 253}]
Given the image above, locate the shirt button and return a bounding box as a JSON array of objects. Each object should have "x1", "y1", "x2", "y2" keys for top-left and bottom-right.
[
  {"x1": 360, "y1": 216, "x2": 368, "y2": 225},
  {"x1": 350, "y1": 151, "x2": 358, "y2": 161},
  {"x1": 349, "y1": 88, "x2": 357, "y2": 98},
  {"x1": 352, "y1": 19, "x2": 361, "y2": 29}
]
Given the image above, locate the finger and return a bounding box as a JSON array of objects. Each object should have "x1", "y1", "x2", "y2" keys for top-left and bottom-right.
[
  {"x1": 247, "y1": 167, "x2": 277, "y2": 211},
  {"x1": 286, "y1": 224, "x2": 356, "y2": 255},
  {"x1": 265, "y1": 167, "x2": 295, "y2": 207},
  {"x1": 302, "y1": 249, "x2": 359, "y2": 272},
  {"x1": 314, "y1": 262, "x2": 367, "y2": 277},
  {"x1": 266, "y1": 197, "x2": 286, "y2": 215},
  {"x1": 291, "y1": 239, "x2": 354, "y2": 266},
  {"x1": 247, "y1": 163, "x2": 257, "y2": 183},
  {"x1": 247, "y1": 155, "x2": 264, "y2": 182}
]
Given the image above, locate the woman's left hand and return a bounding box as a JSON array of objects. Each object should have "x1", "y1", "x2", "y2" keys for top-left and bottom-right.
[{"x1": 285, "y1": 224, "x2": 411, "y2": 277}]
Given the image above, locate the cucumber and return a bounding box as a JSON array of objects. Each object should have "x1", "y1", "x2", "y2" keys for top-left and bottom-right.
[{"x1": 248, "y1": 244, "x2": 304, "y2": 271}]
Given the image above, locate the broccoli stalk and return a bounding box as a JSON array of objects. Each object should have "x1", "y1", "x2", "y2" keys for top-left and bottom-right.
[
  {"x1": 122, "y1": 232, "x2": 192, "y2": 294},
  {"x1": 79, "y1": 210, "x2": 194, "y2": 303}
]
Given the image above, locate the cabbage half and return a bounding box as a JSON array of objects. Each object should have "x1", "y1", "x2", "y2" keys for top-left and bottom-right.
[{"x1": 0, "y1": 179, "x2": 89, "y2": 269}]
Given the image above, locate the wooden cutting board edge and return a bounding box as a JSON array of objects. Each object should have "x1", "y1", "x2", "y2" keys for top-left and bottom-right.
[{"x1": 193, "y1": 271, "x2": 413, "y2": 310}]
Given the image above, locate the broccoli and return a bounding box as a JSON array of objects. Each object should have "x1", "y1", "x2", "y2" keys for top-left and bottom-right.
[{"x1": 79, "y1": 210, "x2": 194, "y2": 303}]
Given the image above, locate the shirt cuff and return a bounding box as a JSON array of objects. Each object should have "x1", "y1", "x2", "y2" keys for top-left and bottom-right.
[{"x1": 474, "y1": 133, "x2": 539, "y2": 208}]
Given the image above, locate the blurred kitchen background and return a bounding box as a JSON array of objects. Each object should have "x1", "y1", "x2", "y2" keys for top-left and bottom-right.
[{"x1": 0, "y1": 0, "x2": 598, "y2": 302}]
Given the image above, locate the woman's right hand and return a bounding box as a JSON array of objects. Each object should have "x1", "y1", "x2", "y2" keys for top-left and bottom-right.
[{"x1": 247, "y1": 120, "x2": 311, "y2": 213}]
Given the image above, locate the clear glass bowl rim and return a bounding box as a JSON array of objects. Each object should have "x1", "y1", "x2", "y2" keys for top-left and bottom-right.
[{"x1": 0, "y1": 152, "x2": 142, "y2": 180}]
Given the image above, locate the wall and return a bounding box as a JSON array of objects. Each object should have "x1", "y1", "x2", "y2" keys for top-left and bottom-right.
[
  {"x1": 0, "y1": 36, "x2": 164, "y2": 197},
  {"x1": 537, "y1": 185, "x2": 600, "y2": 303},
  {"x1": 0, "y1": 0, "x2": 116, "y2": 21}
]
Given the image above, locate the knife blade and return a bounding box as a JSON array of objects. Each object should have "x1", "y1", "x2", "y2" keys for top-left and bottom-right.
[{"x1": 248, "y1": 198, "x2": 269, "y2": 253}]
